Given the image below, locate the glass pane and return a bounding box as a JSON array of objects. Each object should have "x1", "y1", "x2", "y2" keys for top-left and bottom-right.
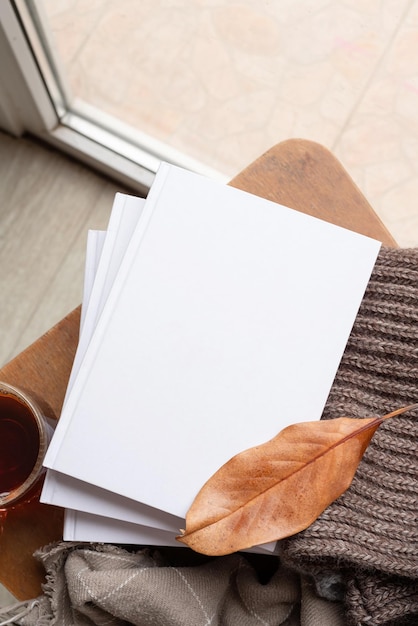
[
  {"x1": 27, "y1": 1, "x2": 418, "y2": 248},
  {"x1": 35, "y1": 0, "x2": 389, "y2": 177}
]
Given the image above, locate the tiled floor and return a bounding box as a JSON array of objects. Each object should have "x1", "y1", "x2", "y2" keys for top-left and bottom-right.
[{"x1": 41, "y1": 0, "x2": 418, "y2": 246}]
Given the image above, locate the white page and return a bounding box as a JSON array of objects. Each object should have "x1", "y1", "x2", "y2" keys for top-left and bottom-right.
[
  {"x1": 67, "y1": 193, "x2": 146, "y2": 394},
  {"x1": 63, "y1": 509, "x2": 278, "y2": 555},
  {"x1": 64, "y1": 509, "x2": 188, "y2": 545},
  {"x1": 80, "y1": 229, "x2": 106, "y2": 331},
  {"x1": 58, "y1": 473, "x2": 182, "y2": 533},
  {"x1": 44, "y1": 163, "x2": 381, "y2": 523}
]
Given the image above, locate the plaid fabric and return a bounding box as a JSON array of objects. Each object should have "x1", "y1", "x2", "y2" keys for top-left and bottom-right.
[{"x1": 0, "y1": 542, "x2": 346, "y2": 626}]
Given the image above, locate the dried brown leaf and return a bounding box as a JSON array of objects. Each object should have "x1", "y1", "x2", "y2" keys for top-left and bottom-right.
[{"x1": 177, "y1": 404, "x2": 417, "y2": 555}]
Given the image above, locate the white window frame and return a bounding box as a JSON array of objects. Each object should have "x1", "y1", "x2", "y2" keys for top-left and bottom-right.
[{"x1": 0, "y1": 1, "x2": 224, "y2": 194}]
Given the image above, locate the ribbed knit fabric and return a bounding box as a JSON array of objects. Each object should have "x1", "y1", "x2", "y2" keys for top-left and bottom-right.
[{"x1": 281, "y1": 246, "x2": 418, "y2": 626}]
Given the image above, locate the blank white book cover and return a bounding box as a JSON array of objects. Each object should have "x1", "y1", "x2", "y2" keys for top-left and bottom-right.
[{"x1": 44, "y1": 162, "x2": 381, "y2": 521}]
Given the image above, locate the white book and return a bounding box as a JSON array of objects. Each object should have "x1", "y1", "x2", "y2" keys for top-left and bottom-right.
[
  {"x1": 63, "y1": 509, "x2": 277, "y2": 554},
  {"x1": 66, "y1": 192, "x2": 146, "y2": 394},
  {"x1": 64, "y1": 509, "x2": 184, "y2": 545},
  {"x1": 42, "y1": 194, "x2": 186, "y2": 536},
  {"x1": 43, "y1": 163, "x2": 381, "y2": 537}
]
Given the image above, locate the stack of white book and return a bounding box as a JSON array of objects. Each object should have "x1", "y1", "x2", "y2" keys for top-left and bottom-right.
[{"x1": 40, "y1": 162, "x2": 381, "y2": 554}]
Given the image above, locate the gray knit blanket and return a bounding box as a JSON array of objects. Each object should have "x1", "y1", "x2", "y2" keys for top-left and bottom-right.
[
  {"x1": 0, "y1": 246, "x2": 416, "y2": 626},
  {"x1": 281, "y1": 247, "x2": 418, "y2": 626}
]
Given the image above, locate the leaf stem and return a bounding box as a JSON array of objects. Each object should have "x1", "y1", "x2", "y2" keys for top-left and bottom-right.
[{"x1": 381, "y1": 403, "x2": 418, "y2": 420}]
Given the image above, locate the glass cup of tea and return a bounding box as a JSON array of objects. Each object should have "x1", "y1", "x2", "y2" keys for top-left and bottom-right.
[{"x1": 0, "y1": 381, "x2": 55, "y2": 509}]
